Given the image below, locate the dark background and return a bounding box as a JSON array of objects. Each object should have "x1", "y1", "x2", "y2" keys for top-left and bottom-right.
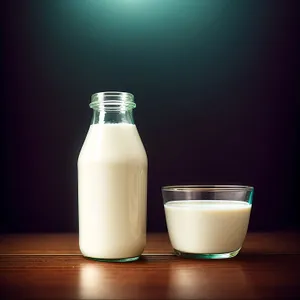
[{"x1": 2, "y1": 0, "x2": 298, "y2": 233}]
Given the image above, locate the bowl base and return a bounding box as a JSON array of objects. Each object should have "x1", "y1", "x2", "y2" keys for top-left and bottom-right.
[{"x1": 174, "y1": 248, "x2": 241, "y2": 259}]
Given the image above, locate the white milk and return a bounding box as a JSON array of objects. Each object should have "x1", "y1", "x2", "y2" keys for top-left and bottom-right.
[
  {"x1": 78, "y1": 123, "x2": 147, "y2": 259},
  {"x1": 164, "y1": 200, "x2": 251, "y2": 254}
]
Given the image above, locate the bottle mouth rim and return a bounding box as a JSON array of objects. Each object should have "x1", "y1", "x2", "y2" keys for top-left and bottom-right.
[{"x1": 90, "y1": 91, "x2": 136, "y2": 110}]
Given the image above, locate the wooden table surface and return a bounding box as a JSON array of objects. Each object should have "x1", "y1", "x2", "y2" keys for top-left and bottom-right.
[{"x1": 0, "y1": 232, "x2": 300, "y2": 299}]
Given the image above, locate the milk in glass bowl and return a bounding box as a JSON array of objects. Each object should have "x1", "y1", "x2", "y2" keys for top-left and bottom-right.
[{"x1": 162, "y1": 185, "x2": 254, "y2": 259}]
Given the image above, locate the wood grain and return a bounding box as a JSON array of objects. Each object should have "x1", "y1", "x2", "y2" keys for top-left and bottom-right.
[
  {"x1": 0, "y1": 232, "x2": 300, "y2": 299},
  {"x1": 1, "y1": 231, "x2": 300, "y2": 255}
]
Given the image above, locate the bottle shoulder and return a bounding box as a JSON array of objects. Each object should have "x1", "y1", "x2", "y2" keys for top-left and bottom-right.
[{"x1": 78, "y1": 124, "x2": 147, "y2": 164}]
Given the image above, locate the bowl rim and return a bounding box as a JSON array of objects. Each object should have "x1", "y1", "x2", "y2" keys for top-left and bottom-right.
[{"x1": 161, "y1": 185, "x2": 254, "y2": 192}]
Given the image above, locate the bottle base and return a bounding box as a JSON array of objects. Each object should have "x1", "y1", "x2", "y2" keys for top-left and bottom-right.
[
  {"x1": 83, "y1": 255, "x2": 141, "y2": 262},
  {"x1": 174, "y1": 248, "x2": 241, "y2": 259}
]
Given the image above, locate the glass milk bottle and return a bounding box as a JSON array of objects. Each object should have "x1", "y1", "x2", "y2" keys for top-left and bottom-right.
[{"x1": 77, "y1": 92, "x2": 147, "y2": 262}]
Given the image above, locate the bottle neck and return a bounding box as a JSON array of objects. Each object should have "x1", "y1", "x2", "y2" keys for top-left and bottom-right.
[
  {"x1": 91, "y1": 109, "x2": 134, "y2": 125},
  {"x1": 90, "y1": 91, "x2": 136, "y2": 125}
]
